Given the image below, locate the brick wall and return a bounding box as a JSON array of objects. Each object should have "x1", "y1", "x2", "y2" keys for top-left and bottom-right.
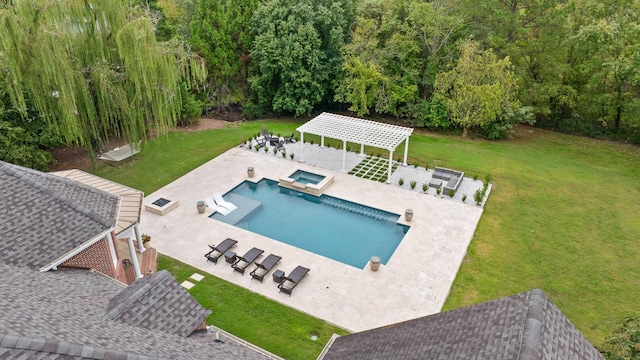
[{"x1": 60, "y1": 237, "x2": 117, "y2": 278}]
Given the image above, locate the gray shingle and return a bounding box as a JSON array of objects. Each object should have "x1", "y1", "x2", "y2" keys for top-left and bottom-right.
[
  {"x1": 0, "y1": 161, "x2": 119, "y2": 269},
  {"x1": 0, "y1": 263, "x2": 273, "y2": 360},
  {"x1": 106, "y1": 270, "x2": 211, "y2": 337},
  {"x1": 320, "y1": 289, "x2": 604, "y2": 360}
]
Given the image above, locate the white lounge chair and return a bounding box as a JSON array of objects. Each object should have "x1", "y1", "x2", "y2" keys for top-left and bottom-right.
[
  {"x1": 213, "y1": 192, "x2": 237, "y2": 211},
  {"x1": 204, "y1": 196, "x2": 231, "y2": 216}
]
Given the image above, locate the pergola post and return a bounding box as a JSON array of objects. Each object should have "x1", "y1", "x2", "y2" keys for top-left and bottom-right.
[
  {"x1": 360, "y1": 143, "x2": 365, "y2": 157},
  {"x1": 300, "y1": 132, "x2": 305, "y2": 162},
  {"x1": 387, "y1": 150, "x2": 393, "y2": 183},
  {"x1": 342, "y1": 140, "x2": 347, "y2": 172},
  {"x1": 321, "y1": 136, "x2": 325, "y2": 147},
  {"x1": 403, "y1": 136, "x2": 410, "y2": 166}
]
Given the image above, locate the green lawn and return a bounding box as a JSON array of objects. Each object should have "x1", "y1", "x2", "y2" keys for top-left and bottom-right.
[
  {"x1": 94, "y1": 119, "x2": 640, "y2": 348},
  {"x1": 157, "y1": 255, "x2": 347, "y2": 359}
]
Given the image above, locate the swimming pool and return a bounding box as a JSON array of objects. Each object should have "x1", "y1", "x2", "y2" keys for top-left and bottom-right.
[{"x1": 210, "y1": 179, "x2": 409, "y2": 268}]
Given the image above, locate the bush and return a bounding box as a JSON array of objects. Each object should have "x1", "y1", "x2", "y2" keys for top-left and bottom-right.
[
  {"x1": 289, "y1": 153, "x2": 295, "y2": 160},
  {"x1": 398, "y1": 178, "x2": 404, "y2": 186},
  {"x1": 436, "y1": 186, "x2": 442, "y2": 195},
  {"x1": 422, "y1": 183, "x2": 428, "y2": 192},
  {"x1": 462, "y1": 194, "x2": 467, "y2": 202},
  {"x1": 410, "y1": 180, "x2": 417, "y2": 189},
  {"x1": 448, "y1": 189, "x2": 455, "y2": 197},
  {"x1": 474, "y1": 188, "x2": 484, "y2": 205}
]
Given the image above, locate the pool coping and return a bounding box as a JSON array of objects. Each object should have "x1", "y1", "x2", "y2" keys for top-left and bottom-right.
[{"x1": 140, "y1": 146, "x2": 483, "y2": 332}]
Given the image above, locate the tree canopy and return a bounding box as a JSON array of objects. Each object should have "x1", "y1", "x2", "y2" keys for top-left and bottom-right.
[
  {"x1": 0, "y1": 0, "x2": 205, "y2": 160},
  {"x1": 248, "y1": 0, "x2": 354, "y2": 116}
]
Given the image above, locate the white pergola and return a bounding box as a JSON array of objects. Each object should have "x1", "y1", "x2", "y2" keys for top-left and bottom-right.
[{"x1": 296, "y1": 112, "x2": 414, "y2": 182}]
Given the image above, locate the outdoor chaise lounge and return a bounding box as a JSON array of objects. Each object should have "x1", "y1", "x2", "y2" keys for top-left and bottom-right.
[
  {"x1": 277, "y1": 266, "x2": 310, "y2": 296},
  {"x1": 232, "y1": 247, "x2": 264, "y2": 274},
  {"x1": 204, "y1": 196, "x2": 231, "y2": 215},
  {"x1": 205, "y1": 238, "x2": 238, "y2": 264},
  {"x1": 213, "y1": 192, "x2": 237, "y2": 212},
  {"x1": 284, "y1": 132, "x2": 296, "y2": 144},
  {"x1": 249, "y1": 254, "x2": 282, "y2": 282}
]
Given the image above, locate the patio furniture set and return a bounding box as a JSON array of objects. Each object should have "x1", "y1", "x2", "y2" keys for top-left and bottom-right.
[
  {"x1": 254, "y1": 129, "x2": 296, "y2": 152},
  {"x1": 428, "y1": 166, "x2": 465, "y2": 195},
  {"x1": 204, "y1": 238, "x2": 310, "y2": 296}
]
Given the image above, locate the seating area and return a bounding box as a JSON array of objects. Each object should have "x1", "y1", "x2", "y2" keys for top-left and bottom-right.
[
  {"x1": 428, "y1": 166, "x2": 465, "y2": 195},
  {"x1": 204, "y1": 239, "x2": 309, "y2": 295}
]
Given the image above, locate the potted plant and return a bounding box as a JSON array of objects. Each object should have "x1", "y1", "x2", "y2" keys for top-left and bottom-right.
[{"x1": 142, "y1": 234, "x2": 151, "y2": 249}]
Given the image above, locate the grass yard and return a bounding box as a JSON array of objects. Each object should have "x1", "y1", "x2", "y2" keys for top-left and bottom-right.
[
  {"x1": 157, "y1": 255, "x2": 347, "y2": 359},
  {"x1": 94, "y1": 118, "x2": 640, "y2": 347}
]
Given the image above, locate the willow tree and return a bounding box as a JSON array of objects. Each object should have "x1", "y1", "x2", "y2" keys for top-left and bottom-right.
[{"x1": 0, "y1": 0, "x2": 205, "y2": 160}]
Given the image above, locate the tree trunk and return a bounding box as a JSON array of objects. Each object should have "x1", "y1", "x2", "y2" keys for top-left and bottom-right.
[{"x1": 462, "y1": 127, "x2": 468, "y2": 138}]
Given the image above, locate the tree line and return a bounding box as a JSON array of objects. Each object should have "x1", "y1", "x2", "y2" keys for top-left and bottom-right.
[{"x1": 1, "y1": 0, "x2": 639, "y2": 170}]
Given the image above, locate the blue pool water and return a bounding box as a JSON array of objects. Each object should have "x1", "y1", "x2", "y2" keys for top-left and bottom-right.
[
  {"x1": 210, "y1": 179, "x2": 409, "y2": 268},
  {"x1": 290, "y1": 169, "x2": 325, "y2": 185}
]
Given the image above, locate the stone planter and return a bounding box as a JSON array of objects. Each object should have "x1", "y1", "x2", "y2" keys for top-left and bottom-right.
[
  {"x1": 197, "y1": 201, "x2": 205, "y2": 214},
  {"x1": 405, "y1": 209, "x2": 413, "y2": 222},
  {"x1": 143, "y1": 241, "x2": 151, "y2": 250},
  {"x1": 369, "y1": 256, "x2": 380, "y2": 271},
  {"x1": 247, "y1": 166, "x2": 255, "y2": 178}
]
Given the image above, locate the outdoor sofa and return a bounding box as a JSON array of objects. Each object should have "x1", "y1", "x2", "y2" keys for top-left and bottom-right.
[{"x1": 429, "y1": 166, "x2": 465, "y2": 195}]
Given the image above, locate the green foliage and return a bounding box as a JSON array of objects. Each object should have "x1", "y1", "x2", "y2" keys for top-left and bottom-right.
[
  {"x1": 177, "y1": 82, "x2": 204, "y2": 126},
  {"x1": 249, "y1": 0, "x2": 354, "y2": 116},
  {"x1": 599, "y1": 316, "x2": 640, "y2": 359},
  {"x1": 409, "y1": 180, "x2": 417, "y2": 189},
  {"x1": 434, "y1": 40, "x2": 520, "y2": 138},
  {"x1": 462, "y1": 194, "x2": 467, "y2": 202},
  {"x1": 448, "y1": 189, "x2": 454, "y2": 197},
  {"x1": 422, "y1": 183, "x2": 428, "y2": 192},
  {"x1": 473, "y1": 188, "x2": 483, "y2": 205},
  {"x1": 0, "y1": 121, "x2": 55, "y2": 171},
  {"x1": 401, "y1": 99, "x2": 451, "y2": 129},
  {"x1": 190, "y1": 0, "x2": 257, "y2": 108},
  {"x1": 0, "y1": 0, "x2": 206, "y2": 161},
  {"x1": 398, "y1": 177, "x2": 404, "y2": 186}
]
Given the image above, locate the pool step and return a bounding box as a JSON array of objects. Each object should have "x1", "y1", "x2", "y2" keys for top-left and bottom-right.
[{"x1": 319, "y1": 198, "x2": 396, "y2": 223}]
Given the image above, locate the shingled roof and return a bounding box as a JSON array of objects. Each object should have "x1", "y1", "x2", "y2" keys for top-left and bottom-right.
[
  {"x1": 319, "y1": 289, "x2": 604, "y2": 360},
  {"x1": 0, "y1": 263, "x2": 274, "y2": 359},
  {"x1": 0, "y1": 161, "x2": 119, "y2": 269},
  {"x1": 107, "y1": 270, "x2": 211, "y2": 337}
]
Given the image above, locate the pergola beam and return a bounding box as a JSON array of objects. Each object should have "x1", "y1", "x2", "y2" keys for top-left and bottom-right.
[{"x1": 296, "y1": 112, "x2": 414, "y2": 179}]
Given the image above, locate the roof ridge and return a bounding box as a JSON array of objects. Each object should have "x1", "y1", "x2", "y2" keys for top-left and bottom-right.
[
  {"x1": 106, "y1": 271, "x2": 172, "y2": 320},
  {"x1": 517, "y1": 288, "x2": 547, "y2": 360},
  {"x1": 0, "y1": 331, "x2": 166, "y2": 359},
  {"x1": 0, "y1": 161, "x2": 117, "y2": 229}
]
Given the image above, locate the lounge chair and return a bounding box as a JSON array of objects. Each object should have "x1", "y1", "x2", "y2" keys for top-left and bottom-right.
[
  {"x1": 284, "y1": 133, "x2": 296, "y2": 144},
  {"x1": 204, "y1": 196, "x2": 231, "y2": 216},
  {"x1": 213, "y1": 192, "x2": 237, "y2": 212},
  {"x1": 250, "y1": 254, "x2": 282, "y2": 282},
  {"x1": 205, "y1": 238, "x2": 238, "y2": 264},
  {"x1": 275, "y1": 140, "x2": 285, "y2": 152},
  {"x1": 278, "y1": 266, "x2": 310, "y2": 296},
  {"x1": 232, "y1": 247, "x2": 264, "y2": 274}
]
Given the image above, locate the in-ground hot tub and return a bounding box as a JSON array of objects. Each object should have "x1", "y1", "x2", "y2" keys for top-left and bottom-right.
[{"x1": 278, "y1": 169, "x2": 334, "y2": 196}]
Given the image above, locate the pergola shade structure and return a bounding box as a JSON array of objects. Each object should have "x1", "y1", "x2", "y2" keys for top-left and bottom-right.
[{"x1": 296, "y1": 113, "x2": 414, "y2": 181}]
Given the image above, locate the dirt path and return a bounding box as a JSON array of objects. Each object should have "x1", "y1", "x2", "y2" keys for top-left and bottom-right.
[{"x1": 49, "y1": 118, "x2": 229, "y2": 172}]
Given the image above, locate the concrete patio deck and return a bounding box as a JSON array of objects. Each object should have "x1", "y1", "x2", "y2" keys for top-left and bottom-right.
[{"x1": 140, "y1": 146, "x2": 483, "y2": 332}]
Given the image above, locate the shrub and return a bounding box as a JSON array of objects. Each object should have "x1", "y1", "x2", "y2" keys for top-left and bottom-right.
[
  {"x1": 410, "y1": 180, "x2": 417, "y2": 189},
  {"x1": 436, "y1": 186, "x2": 442, "y2": 195},
  {"x1": 474, "y1": 188, "x2": 484, "y2": 205},
  {"x1": 462, "y1": 194, "x2": 467, "y2": 202},
  {"x1": 473, "y1": 174, "x2": 479, "y2": 181},
  {"x1": 422, "y1": 183, "x2": 428, "y2": 192},
  {"x1": 272, "y1": 147, "x2": 278, "y2": 155},
  {"x1": 413, "y1": 161, "x2": 419, "y2": 168},
  {"x1": 310, "y1": 139, "x2": 315, "y2": 145},
  {"x1": 448, "y1": 189, "x2": 455, "y2": 197},
  {"x1": 289, "y1": 153, "x2": 295, "y2": 160},
  {"x1": 263, "y1": 146, "x2": 268, "y2": 153},
  {"x1": 281, "y1": 151, "x2": 287, "y2": 158},
  {"x1": 398, "y1": 178, "x2": 404, "y2": 186}
]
